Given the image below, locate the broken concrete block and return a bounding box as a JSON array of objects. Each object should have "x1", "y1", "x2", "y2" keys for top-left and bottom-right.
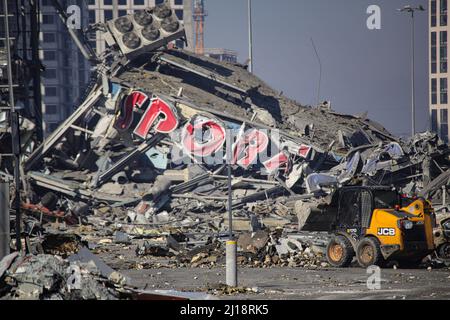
[
  {"x1": 238, "y1": 230, "x2": 269, "y2": 254},
  {"x1": 114, "y1": 231, "x2": 131, "y2": 244},
  {"x1": 275, "y1": 237, "x2": 303, "y2": 256},
  {"x1": 153, "y1": 211, "x2": 170, "y2": 224},
  {"x1": 136, "y1": 242, "x2": 170, "y2": 257}
]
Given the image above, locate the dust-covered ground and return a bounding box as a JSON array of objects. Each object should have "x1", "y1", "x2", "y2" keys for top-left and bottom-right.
[
  {"x1": 94, "y1": 242, "x2": 450, "y2": 300},
  {"x1": 117, "y1": 266, "x2": 450, "y2": 300}
]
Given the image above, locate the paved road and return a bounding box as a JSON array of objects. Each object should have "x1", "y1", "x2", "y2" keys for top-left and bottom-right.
[{"x1": 119, "y1": 266, "x2": 450, "y2": 300}]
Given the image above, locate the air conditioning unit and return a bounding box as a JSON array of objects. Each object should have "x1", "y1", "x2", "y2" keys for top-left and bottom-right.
[{"x1": 105, "y1": 3, "x2": 185, "y2": 58}]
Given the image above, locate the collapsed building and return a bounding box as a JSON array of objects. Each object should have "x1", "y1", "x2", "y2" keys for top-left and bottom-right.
[{"x1": 1, "y1": 2, "x2": 450, "y2": 299}]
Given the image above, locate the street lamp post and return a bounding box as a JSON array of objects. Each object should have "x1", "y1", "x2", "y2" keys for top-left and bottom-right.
[
  {"x1": 398, "y1": 5, "x2": 425, "y2": 137},
  {"x1": 248, "y1": 0, "x2": 253, "y2": 73}
]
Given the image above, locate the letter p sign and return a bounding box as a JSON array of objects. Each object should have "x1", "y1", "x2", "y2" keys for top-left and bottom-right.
[{"x1": 367, "y1": 5, "x2": 381, "y2": 30}]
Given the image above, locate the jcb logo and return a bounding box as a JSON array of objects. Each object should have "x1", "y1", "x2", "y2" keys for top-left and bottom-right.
[{"x1": 377, "y1": 228, "x2": 395, "y2": 236}]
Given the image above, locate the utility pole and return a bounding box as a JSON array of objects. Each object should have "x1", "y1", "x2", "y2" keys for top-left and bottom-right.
[
  {"x1": 398, "y1": 5, "x2": 425, "y2": 137},
  {"x1": 248, "y1": 0, "x2": 253, "y2": 73},
  {"x1": 226, "y1": 130, "x2": 237, "y2": 287}
]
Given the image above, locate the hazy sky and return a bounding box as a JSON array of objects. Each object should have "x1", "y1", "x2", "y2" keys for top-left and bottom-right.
[{"x1": 203, "y1": 0, "x2": 428, "y2": 137}]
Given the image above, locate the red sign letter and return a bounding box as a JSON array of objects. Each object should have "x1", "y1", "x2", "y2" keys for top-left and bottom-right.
[
  {"x1": 182, "y1": 116, "x2": 226, "y2": 157},
  {"x1": 263, "y1": 151, "x2": 289, "y2": 173},
  {"x1": 114, "y1": 91, "x2": 149, "y2": 132},
  {"x1": 133, "y1": 97, "x2": 179, "y2": 139},
  {"x1": 233, "y1": 129, "x2": 269, "y2": 168}
]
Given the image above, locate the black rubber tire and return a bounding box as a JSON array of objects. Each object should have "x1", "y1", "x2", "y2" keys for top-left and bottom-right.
[
  {"x1": 356, "y1": 237, "x2": 384, "y2": 268},
  {"x1": 438, "y1": 243, "x2": 450, "y2": 261},
  {"x1": 326, "y1": 235, "x2": 355, "y2": 268}
]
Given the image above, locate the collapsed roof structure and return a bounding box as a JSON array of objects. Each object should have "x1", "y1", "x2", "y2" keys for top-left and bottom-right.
[{"x1": 2, "y1": 2, "x2": 447, "y2": 232}]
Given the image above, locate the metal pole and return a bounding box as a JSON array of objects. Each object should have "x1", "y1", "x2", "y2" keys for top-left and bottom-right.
[
  {"x1": 311, "y1": 38, "x2": 322, "y2": 106},
  {"x1": 226, "y1": 130, "x2": 237, "y2": 287},
  {"x1": 411, "y1": 11, "x2": 416, "y2": 136},
  {"x1": 3, "y1": 0, "x2": 21, "y2": 251},
  {"x1": 248, "y1": 0, "x2": 253, "y2": 73},
  {"x1": 0, "y1": 182, "x2": 10, "y2": 260}
]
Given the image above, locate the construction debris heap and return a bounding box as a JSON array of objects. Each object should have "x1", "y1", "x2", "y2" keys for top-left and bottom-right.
[{"x1": 1, "y1": 3, "x2": 450, "y2": 299}]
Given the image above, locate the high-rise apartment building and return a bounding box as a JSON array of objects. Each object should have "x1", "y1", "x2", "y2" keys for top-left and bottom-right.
[
  {"x1": 40, "y1": 0, "x2": 91, "y2": 134},
  {"x1": 430, "y1": 0, "x2": 449, "y2": 142}
]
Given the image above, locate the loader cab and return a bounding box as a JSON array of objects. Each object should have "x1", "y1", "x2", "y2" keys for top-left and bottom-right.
[{"x1": 332, "y1": 186, "x2": 401, "y2": 234}]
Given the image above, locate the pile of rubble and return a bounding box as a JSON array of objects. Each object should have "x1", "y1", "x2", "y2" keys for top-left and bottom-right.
[
  {"x1": 129, "y1": 230, "x2": 329, "y2": 269},
  {"x1": 17, "y1": 41, "x2": 450, "y2": 238},
  {"x1": 1, "y1": 3, "x2": 450, "y2": 295},
  {"x1": 0, "y1": 250, "x2": 128, "y2": 300}
]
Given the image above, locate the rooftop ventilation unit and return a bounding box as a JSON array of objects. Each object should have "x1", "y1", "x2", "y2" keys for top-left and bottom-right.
[{"x1": 105, "y1": 4, "x2": 185, "y2": 58}]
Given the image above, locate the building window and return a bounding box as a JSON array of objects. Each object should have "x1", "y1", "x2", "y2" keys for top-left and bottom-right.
[
  {"x1": 441, "y1": 78, "x2": 448, "y2": 104},
  {"x1": 441, "y1": 31, "x2": 448, "y2": 73},
  {"x1": 431, "y1": 109, "x2": 438, "y2": 133},
  {"x1": 89, "y1": 10, "x2": 96, "y2": 24},
  {"x1": 43, "y1": 50, "x2": 56, "y2": 60},
  {"x1": 175, "y1": 9, "x2": 183, "y2": 20},
  {"x1": 103, "y1": 0, "x2": 112, "y2": 5},
  {"x1": 88, "y1": 0, "x2": 95, "y2": 5},
  {"x1": 42, "y1": 14, "x2": 54, "y2": 24},
  {"x1": 48, "y1": 123, "x2": 59, "y2": 132},
  {"x1": 431, "y1": 0, "x2": 437, "y2": 27},
  {"x1": 104, "y1": 10, "x2": 113, "y2": 21},
  {"x1": 46, "y1": 105, "x2": 58, "y2": 114},
  {"x1": 432, "y1": 32, "x2": 437, "y2": 73},
  {"x1": 43, "y1": 33, "x2": 56, "y2": 42},
  {"x1": 441, "y1": 109, "x2": 449, "y2": 142},
  {"x1": 174, "y1": 0, "x2": 183, "y2": 5},
  {"x1": 134, "y1": 0, "x2": 145, "y2": 5},
  {"x1": 45, "y1": 87, "x2": 58, "y2": 96},
  {"x1": 441, "y1": 31, "x2": 447, "y2": 46},
  {"x1": 43, "y1": 69, "x2": 57, "y2": 79},
  {"x1": 432, "y1": 78, "x2": 438, "y2": 104},
  {"x1": 64, "y1": 88, "x2": 71, "y2": 101},
  {"x1": 441, "y1": 48, "x2": 448, "y2": 73},
  {"x1": 118, "y1": 10, "x2": 127, "y2": 17},
  {"x1": 156, "y1": 0, "x2": 164, "y2": 4},
  {"x1": 441, "y1": 0, "x2": 448, "y2": 26}
]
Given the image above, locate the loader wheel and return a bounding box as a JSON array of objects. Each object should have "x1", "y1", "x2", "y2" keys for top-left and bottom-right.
[
  {"x1": 356, "y1": 237, "x2": 384, "y2": 268},
  {"x1": 438, "y1": 243, "x2": 450, "y2": 260},
  {"x1": 326, "y1": 235, "x2": 354, "y2": 267}
]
